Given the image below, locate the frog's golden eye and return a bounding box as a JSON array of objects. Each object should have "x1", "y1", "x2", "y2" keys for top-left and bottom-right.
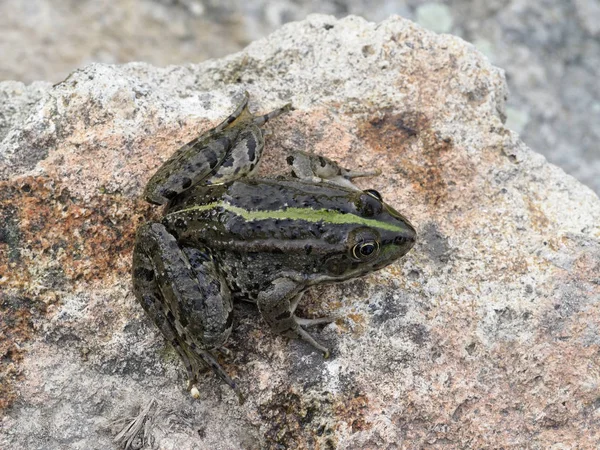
[
  {"x1": 364, "y1": 189, "x2": 382, "y2": 201},
  {"x1": 352, "y1": 241, "x2": 380, "y2": 260}
]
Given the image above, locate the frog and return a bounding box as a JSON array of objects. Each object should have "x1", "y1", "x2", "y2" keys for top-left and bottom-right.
[{"x1": 132, "y1": 92, "x2": 416, "y2": 403}]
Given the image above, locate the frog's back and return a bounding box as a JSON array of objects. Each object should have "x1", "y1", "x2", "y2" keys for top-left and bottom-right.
[
  {"x1": 166, "y1": 178, "x2": 361, "y2": 215},
  {"x1": 163, "y1": 178, "x2": 361, "y2": 247},
  {"x1": 165, "y1": 177, "x2": 414, "y2": 246}
]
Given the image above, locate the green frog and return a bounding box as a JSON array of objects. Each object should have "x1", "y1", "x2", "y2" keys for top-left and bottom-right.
[{"x1": 132, "y1": 92, "x2": 416, "y2": 403}]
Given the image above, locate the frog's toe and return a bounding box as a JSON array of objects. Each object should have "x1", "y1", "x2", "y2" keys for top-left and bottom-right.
[
  {"x1": 295, "y1": 326, "x2": 330, "y2": 358},
  {"x1": 215, "y1": 346, "x2": 233, "y2": 357},
  {"x1": 190, "y1": 385, "x2": 201, "y2": 399},
  {"x1": 295, "y1": 316, "x2": 336, "y2": 327},
  {"x1": 342, "y1": 167, "x2": 382, "y2": 180}
]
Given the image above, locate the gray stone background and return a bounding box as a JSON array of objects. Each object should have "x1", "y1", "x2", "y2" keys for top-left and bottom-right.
[{"x1": 1, "y1": 0, "x2": 598, "y2": 195}]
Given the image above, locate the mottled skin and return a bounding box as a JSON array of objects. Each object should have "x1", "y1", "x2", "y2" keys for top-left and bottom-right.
[{"x1": 132, "y1": 92, "x2": 416, "y2": 402}]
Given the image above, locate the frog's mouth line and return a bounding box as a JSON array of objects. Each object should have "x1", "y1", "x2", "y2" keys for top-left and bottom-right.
[{"x1": 172, "y1": 201, "x2": 414, "y2": 235}]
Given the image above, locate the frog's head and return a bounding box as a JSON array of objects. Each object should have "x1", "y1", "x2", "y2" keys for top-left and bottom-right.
[{"x1": 319, "y1": 189, "x2": 416, "y2": 281}]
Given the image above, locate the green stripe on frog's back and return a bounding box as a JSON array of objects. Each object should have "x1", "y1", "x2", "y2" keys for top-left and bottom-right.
[{"x1": 171, "y1": 201, "x2": 412, "y2": 234}]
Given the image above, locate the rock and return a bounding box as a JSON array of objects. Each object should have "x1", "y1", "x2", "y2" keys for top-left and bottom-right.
[{"x1": 1, "y1": 14, "x2": 600, "y2": 449}]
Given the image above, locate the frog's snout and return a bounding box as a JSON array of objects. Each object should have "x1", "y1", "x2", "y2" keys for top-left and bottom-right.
[{"x1": 392, "y1": 220, "x2": 417, "y2": 256}]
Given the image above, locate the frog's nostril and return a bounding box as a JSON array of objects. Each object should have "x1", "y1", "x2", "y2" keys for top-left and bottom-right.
[
  {"x1": 394, "y1": 235, "x2": 407, "y2": 245},
  {"x1": 394, "y1": 233, "x2": 415, "y2": 246}
]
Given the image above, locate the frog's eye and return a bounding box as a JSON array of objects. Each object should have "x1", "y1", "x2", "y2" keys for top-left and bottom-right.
[
  {"x1": 364, "y1": 189, "x2": 382, "y2": 201},
  {"x1": 352, "y1": 241, "x2": 380, "y2": 260}
]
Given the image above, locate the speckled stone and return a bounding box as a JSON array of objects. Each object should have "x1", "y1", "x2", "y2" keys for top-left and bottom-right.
[{"x1": 1, "y1": 15, "x2": 600, "y2": 449}]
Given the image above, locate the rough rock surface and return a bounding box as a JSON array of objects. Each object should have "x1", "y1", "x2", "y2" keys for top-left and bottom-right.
[{"x1": 1, "y1": 14, "x2": 600, "y2": 449}]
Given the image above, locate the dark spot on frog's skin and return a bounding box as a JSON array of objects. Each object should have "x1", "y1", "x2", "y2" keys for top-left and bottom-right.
[
  {"x1": 360, "y1": 194, "x2": 383, "y2": 217},
  {"x1": 286, "y1": 155, "x2": 295, "y2": 166},
  {"x1": 225, "y1": 312, "x2": 234, "y2": 328},
  {"x1": 135, "y1": 267, "x2": 154, "y2": 282},
  {"x1": 214, "y1": 135, "x2": 231, "y2": 151},
  {"x1": 249, "y1": 163, "x2": 255, "y2": 171},
  {"x1": 174, "y1": 218, "x2": 187, "y2": 230},
  {"x1": 182, "y1": 178, "x2": 192, "y2": 189},
  {"x1": 203, "y1": 149, "x2": 219, "y2": 169},
  {"x1": 166, "y1": 310, "x2": 176, "y2": 323},
  {"x1": 246, "y1": 136, "x2": 257, "y2": 161},
  {"x1": 162, "y1": 189, "x2": 178, "y2": 200},
  {"x1": 222, "y1": 157, "x2": 235, "y2": 168},
  {"x1": 276, "y1": 311, "x2": 292, "y2": 320},
  {"x1": 324, "y1": 24, "x2": 334, "y2": 30},
  {"x1": 140, "y1": 294, "x2": 157, "y2": 310},
  {"x1": 319, "y1": 156, "x2": 327, "y2": 167},
  {"x1": 234, "y1": 167, "x2": 241, "y2": 175}
]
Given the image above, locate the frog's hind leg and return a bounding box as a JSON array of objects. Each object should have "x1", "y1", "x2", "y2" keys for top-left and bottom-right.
[
  {"x1": 133, "y1": 236, "x2": 202, "y2": 381},
  {"x1": 143, "y1": 93, "x2": 252, "y2": 205},
  {"x1": 204, "y1": 98, "x2": 293, "y2": 185},
  {"x1": 132, "y1": 222, "x2": 243, "y2": 402},
  {"x1": 286, "y1": 150, "x2": 381, "y2": 190}
]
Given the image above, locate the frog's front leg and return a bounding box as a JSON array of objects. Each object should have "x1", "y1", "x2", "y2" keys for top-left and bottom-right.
[
  {"x1": 132, "y1": 222, "x2": 244, "y2": 402},
  {"x1": 257, "y1": 278, "x2": 332, "y2": 358},
  {"x1": 286, "y1": 150, "x2": 381, "y2": 190}
]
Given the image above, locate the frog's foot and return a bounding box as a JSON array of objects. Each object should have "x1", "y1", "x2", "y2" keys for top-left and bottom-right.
[
  {"x1": 258, "y1": 278, "x2": 332, "y2": 358},
  {"x1": 294, "y1": 316, "x2": 336, "y2": 358},
  {"x1": 251, "y1": 101, "x2": 293, "y2": 127},
  {"x1": 286, "y1": 150, "x2": 381, "y2": 190},
  {"x1": 341, "y1": 167, "x2": 382, "y2": 180},
  {"x1": 296, "y1": 326, "x2": 330, "y2": 359},
  {"x1": 185, "y1": 345, "x2": 245, "y2": 404}
]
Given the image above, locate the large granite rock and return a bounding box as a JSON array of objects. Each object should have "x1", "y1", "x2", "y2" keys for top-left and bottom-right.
[{"x1": 1, "y1": 14, "x2": 599, "y2": 449}]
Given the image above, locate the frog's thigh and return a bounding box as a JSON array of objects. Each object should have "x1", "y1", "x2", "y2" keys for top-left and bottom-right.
[
  {"x1": 181, "y1": 246, "x2": 234, "y2": 348},
  {"x1": 134, "y1": 223, "x2": 232, "y2": 349},
  {"x1": 132, "y1": 226, "x2": 199, "y2": 379},
  {"x1": 257, "y1": 278, "x2": 330, "y2": 357},
  {"x1": 132, "y1": 223, "x2": 243, "y2": 399}
]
